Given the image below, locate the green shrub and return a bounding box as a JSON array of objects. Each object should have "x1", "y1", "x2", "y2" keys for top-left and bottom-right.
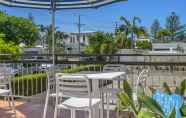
[
  {"x1": 63, "y1": 64, "x2": 103, "y2": 73},
  {"x1": 136, "y1": 40, "x2": 152, "y2": 50},
  {"x1": 11, "y1": 73, "x2": 47, "y2": 96}
]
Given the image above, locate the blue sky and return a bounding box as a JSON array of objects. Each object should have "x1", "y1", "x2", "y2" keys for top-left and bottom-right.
[{"x1": 0, "y1": 0, "x2": 186, "y2": 33}]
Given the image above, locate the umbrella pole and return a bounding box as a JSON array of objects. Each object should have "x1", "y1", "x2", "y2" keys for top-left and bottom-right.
[{"x1": 51, "y1": 2, "x2": 55, "y2": 72}]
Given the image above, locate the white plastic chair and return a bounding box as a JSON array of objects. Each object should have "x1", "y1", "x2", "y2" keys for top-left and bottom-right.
[
  {"x1": 133, "y1": 69, "x2": 149, "y2": 104},
  {"x1": 102, "y1": 64, "x2": 127, "y2": 118},
  {"x1": 54, "y1": 74, "x2": 101, "y2": 118},
  {"x1": 43, "y1": 68, "x2": 57, "y2": 118},
  {"x1": 0, "y1": 65, "x2": 16, "y2": 117}
]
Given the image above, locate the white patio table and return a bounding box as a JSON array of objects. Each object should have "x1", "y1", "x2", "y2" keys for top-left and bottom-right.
[{"x1": 56, "y1": 71, "x2": 126, "y2": 118}]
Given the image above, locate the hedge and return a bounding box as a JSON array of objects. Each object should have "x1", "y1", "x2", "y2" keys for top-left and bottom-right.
[
  {"x1": 11, "y1": 73, "x2": 47, "y2": 96},
  {"x1": 63, "y1": 64, "x2": 103, "y2": 73},
  {"x1": 10, "y1": 64, "x2": 102, "y2": 96}
]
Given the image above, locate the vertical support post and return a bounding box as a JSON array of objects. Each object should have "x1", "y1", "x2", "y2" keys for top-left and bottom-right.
[
  {"x1": 51, "y1": 0, "x2": 55, "y2": 73},
  {"x1": 78, "y1": 14, "x2": 81, "y2": 53}
]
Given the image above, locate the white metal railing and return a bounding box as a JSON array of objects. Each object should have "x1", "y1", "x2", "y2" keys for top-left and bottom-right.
[{"x1": 0, "y1": 62, "x2": 185, "y2": 99}]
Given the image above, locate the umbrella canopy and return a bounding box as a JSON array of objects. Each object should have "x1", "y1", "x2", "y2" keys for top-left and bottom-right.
[{"x1": 0, "y1": 0, "x2": 124, "y2": 9}]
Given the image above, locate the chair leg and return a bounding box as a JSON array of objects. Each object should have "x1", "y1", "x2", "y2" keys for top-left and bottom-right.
[
  {"x1": 89, "y1": 109, "x2": 92, "y2": 118},
  {"x1": 106, "y1": 97, "x2": 110, "y2": 118},
  {"x1": 43, "y1": 90, "x2": 50, "y2": 118},
  {"x1": 7, "y1": 96, "x2": 11, "y2": 107},
  {"x1": 10, "y1": 94, "x2": 16, "y2": 118},
  {"x1": 72, "y1": 110, "x2": 76, "y2": 118},
  {"x1": 54, "y1": 107, "x2": 58, "y2": 118}
]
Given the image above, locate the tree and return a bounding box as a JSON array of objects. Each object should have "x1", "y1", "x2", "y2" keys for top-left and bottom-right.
[
  {"x1": 166, "y1": 12, "x2": 186, "y2": 41},
  {"x1": 136, "y1": 26, "x2": 149, "y2": 38},
  {"x1": 0, "y1": 11, "x2": 39, "y2": 46},
  {"x1": 136, "y1": 40, "x2": 152, "y2": 50},
  {"x1": 151, "y1": 19, "x2": 161, "y2": 40},
  {"x1": 157, "y1": 29, "x2": 171, "y2": 43},
  {"x1": 118, "y1": 16, "x2": 148, "y2": 48},
  {"x1": 38, "y1": 25, "x2": 68, "y2": 54},
  {"x1": 0, "y1": 33, "x2": 22, "y2": 60},
  {"x1": 84, "y1": 32, "x2": 117, "y2": 55},
  {"x1": 115, "y1": 32, "x2": 132, "y2": 49},
  {"x1": 119, "y1": 16, "x2": 142, "y2": 39}
]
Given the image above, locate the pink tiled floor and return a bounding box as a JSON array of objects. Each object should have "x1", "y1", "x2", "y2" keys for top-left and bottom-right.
[
  {"x1": 0, "y1": 100, "x2": 53, "y2": 118},
  {"x1": 0, "y1": 99, "x2": 132, "y2": 118}
]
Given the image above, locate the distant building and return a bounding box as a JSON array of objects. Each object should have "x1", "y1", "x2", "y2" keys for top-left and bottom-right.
[
  {"x1": 136, "y1": 35, "x2": 150, "y2": 42},
  {"x1": 152, "y1": 43, "x2": 186, "y2": 52},
  {"x1": 63, "y1": 31, "x2": 95, "y2": 54}
]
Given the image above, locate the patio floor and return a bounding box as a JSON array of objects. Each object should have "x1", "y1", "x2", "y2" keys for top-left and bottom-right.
[
  {"x1": 0, "y1": 99, "x2": 132, "y2": 118},
  {"x1": 0, "y1": 99, "x2": 53, "y2": 118}
]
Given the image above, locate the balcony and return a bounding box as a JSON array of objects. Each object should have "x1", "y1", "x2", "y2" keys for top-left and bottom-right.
[{"x1": 0, "y1": 54, "x2": 186, "y2": 118}]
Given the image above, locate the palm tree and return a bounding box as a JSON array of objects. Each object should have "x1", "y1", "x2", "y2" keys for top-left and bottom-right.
[
  {"x1": 119, "y1": 16, "x2": 147, "y2": 48},
  {"x1": 120, "y1": 16, "x2": 141, "y2": 38},
  {"x1": 39, "y1": 25, "x2": 68, "y2": 54},
  {"x1": 115, "y1": 31, "x2": 132, "y2": 49}
]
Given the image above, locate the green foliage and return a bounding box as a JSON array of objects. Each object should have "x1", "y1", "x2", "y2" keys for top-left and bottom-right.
[
  {"x1": 139, "y1": 95, "x2": 164, "y2": 117},
  {"x1": 11, "y1": 73, "x2": 47, "y2": 96},
  {"x1": 0, "y1": 33, "x2": 22, "y2": 60},
  {"x1": 180, "y1": 105, "x2": 186, "y2": 116},
  {"x1": 159, "y1": 79, "x2": 186, "y2": 96},
  {"x1": 135, "y1": 40, "x2": 152, "y2": 49},
  {"x1": 115, "y1": 32, "x2": 132, "y2": 49},
  {"x1": 151, "y1": 19, "x2": 161, "y2": 40},
  {"x1": 63, "y1": 64, "x2": 102, "y2": 73},
  {"x1": 157, "y1": 29, "x2": 171, "y2": 42},
  {"x1": 166, "y1": 12, "x2": 186, "y2": 41},
  {"x1": 162, "y1": 82, "x2": 172, "y2": 95},
  {"x1": 84, "y1": 32, "x2": 117, "y2": 54},
  {"x1": 118, "y1": 16, "x2": 148, "y2": 40},
  {"x1": 117, "y1": 79, "x2": 181, "y2": 118},
  {"x1": 167, "y1": 108, "x2": 176, "y2": 118},
  {"x1": 175, "y1": 79, "x2": 186, "y2": 96},
  {"x1": 123, "y1": 80, "x2": 133, "y2": 99},
  {"x1": 39, "y1": 25, "x2": 67, "y2": 53},
  {"x1": 0, "y1": 11, "x2": 39, "y2": 46},
  {"x1": 137, "y1": 111, "x2": 156, "y2": 118}
]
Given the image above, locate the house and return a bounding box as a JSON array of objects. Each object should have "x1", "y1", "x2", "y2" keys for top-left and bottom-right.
[{"x1": 63, "y1": 31, "x2": 95, "y2": 54}]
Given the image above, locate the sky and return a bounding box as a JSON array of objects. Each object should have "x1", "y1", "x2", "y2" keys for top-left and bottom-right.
[{"x1": 0, "y1": 0, "x2": 186, "y2": 33}]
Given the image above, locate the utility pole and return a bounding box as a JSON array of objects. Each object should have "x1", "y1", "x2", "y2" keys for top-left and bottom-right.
[
  {"x1": 75, "y1": 14, "x2": 85, "y2": 54},
  {"x1": 115, "y1": 21, "x2": 118, "y2": 34}
]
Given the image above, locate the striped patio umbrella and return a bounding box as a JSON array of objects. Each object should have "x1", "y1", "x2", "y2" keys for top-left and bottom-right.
[{"x1": 0, "y1": 0, "x2": 124, "y2": 9}]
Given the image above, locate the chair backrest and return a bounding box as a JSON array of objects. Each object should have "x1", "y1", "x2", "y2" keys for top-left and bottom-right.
[
  {"x1": 136, "y1": 69, "x2": 149, "y2": 88},
  {"x1": 0, "y1": 64, "x2": 11, "y2": 89},
  {"x1": 133, "y1": 69, "x2": 150, "y2": 104},
  {"x1": 56, "y1": 74, "x2": 90, "y2": 98},
  {"x1": 46, "y1": 67, "x2": 56, "y2": 93},
  {"x1": 103, "y1": 64, "x2": 127, "y2": 72}
]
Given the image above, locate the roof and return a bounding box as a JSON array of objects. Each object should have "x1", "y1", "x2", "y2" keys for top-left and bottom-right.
[
  {"x1": 152, "y1": 43, "x2": 186, "y2": 50},
  {"x1": 0, "y1": 0, "x2": 126, "y2": 9}
]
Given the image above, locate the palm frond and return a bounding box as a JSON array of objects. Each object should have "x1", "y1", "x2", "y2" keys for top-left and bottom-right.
[
  {"x1": 167, "y1": 107, "x2": 176, "y2": 118},
  {"x1": 123, "y1": 79, "x2": 133, "y2": 99},
  {"x1": 139, "y1": 95, "x2": 165, "y2": 117},
  {"x1": 117, "y1": 92, "x2": 138, "y2": 115},
  {"x1": 175, "y1": 79, "x2": 186, "y2": 96},
  {"x1": 162, "y1": 82, "x2": 172, "y2": 94}
]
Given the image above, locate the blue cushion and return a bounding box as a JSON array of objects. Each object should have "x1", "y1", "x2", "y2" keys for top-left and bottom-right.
[{"x1": 153, "y1": 90, "x2": 184, "y2": 118}]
